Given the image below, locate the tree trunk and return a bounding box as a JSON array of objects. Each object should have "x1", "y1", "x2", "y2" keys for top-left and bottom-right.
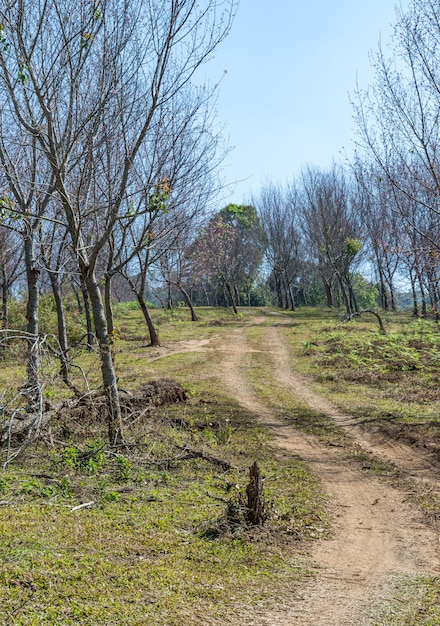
[
  {"x1": 104, "y1": 274, "x2": 115, "y2": 336},
  {"x1": 287, "y1": 281, "x2": 295, "y2": 311},
  {"x1": 201, "y1": 282, "x2": 210, "y2": 306},
  {"x1": 84, "y1": 271, "x2": 123, "y2": 445},
  {"x1": 234, "y1": 283, "x2": 241, "y2": 307},
  {"x1": 136, "y1": 292, "x2": 161, "y2": 346},
  {"x1": 72, "y1": 280, "x2": 83, "y2": 313},
  {"x1": 226, "y1": 282, "x2": 238, "y2": 314},
  {"x1": 179, "y1": 285, "x2": 198, "y2": 322},
  {"x1": 167, "y1": 282, "x2": 173, "y2": 310},
  {"x1": 410, "y1": 271, "x2": 419, "y2": 317},
  {"x1": 1, "y1": 278, "x2": 8, "y2": 347},
  {"x1": 417, "y1": 274, "x2": 427, "y2": 317},
  {"x1": 275, "y1": 272, "x2": 283, "y2": 308},
  {"x1": 24, "y1": 235, "x2": 41, "y2": 409},
  {"x1": 377, "y1": 268, "x2": 388, "y2": 310},
  {"x1": 324, "y1": 280, "x2": 333, "y2": 307},
  {"x1": 50, "y1": 275, "x2": 71, "y2": 387},
  {"x1": 80, "y1": 276, "x2": 94, "y2": 350},
  {"x1": 348, "y1": 279, "x2": 359, "y2": 314}
]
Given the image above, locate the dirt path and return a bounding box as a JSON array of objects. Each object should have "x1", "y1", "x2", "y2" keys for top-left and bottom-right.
[
  {"x1": 265, "y1": 324, "x2": 440, "y2": 484},
  {"x1": 216, "y1": 321, "x2": 440, "y2": 625}
]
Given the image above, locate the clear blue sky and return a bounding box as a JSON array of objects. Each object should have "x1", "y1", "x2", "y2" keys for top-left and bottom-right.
[{"x1": 205, "y1": 0, "x2": 407, "y2": 205}]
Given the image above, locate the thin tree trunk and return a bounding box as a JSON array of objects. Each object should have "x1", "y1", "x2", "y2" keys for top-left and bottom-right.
[
  {"x1": 417, "y1": 275, "x2": 427, "y2": 317},
  {"x1": 50, "y1": 275, "x2": 71, "y2": 387},
  {"x1": 84, "y1": 272, "x2": 123, "y2": 445},
  {"x1": 226, "y1": 282, "x2": 238, "y2": 314},
  {"x1": 410, "y1": 271, "x2": 419, "y2": 317},
  {"x1": 24, "y1": 235, "x2": 41, "y2": 409},
  {"x1": 377, "y1": 268, "x2": 388, "y2": 310},
  {"x1": 1, "y1": 278, "x2": 8, "y2": 347},
  {"x1": 234, "y1": 284, "x2": 241, "y2": 307},
  {"x1": 80, "y1": 276, "x2": 94, "y2": 350},
  {"x1": 179, "y1": 285, "x2": 198, "y2": 321},
  {"x1": 201, "y1": 282, "x2": 210, "y2": 306},
  {"x1": 167, "y1": 282, "x2": 173, "y2": 310},
  {"x1": 287, "y1": 280, "x2": 295, "y2": 311},
  {"x1": 324, "y1": 280, "x2": 333, "y2": 307},
  {"x1": 136, "y1": 292, "x2": 161, "y2": 346},
  {"x1": 104, "y1": 274, "x2": 115, "y2": 336},
  {"x1": 72, "y1": 280, "x2": 83, "y2": 314}
]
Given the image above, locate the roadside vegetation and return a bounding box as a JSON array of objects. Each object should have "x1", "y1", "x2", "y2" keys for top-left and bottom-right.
[
  {"x1": 1, "y1": 304, "x2": 440, "y2": 624},
  {"x1": 1, "y1": 305, "x2": 329, "y2": 625}
]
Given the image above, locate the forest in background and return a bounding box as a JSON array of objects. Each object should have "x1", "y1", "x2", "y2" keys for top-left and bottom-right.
[{"x1": 1, "y1": 0, "x2": 440, "y2": 443}]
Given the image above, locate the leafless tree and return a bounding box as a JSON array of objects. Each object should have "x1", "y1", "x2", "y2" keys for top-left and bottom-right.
[
  {"x1": 299, "y1": 165, "x2": 363, "y2": 315},
  {"x1": 0, "y1": 0, "x2": 236, "y2": 443},
  {"x1": 254, "y1": 183, "x2": 302, "y2": 310},
  {"x1": 352, "y1": 158, "x2": 401, "y2": 310},
  {"x1": 354, "y1": 0, "x2": 440, "y2": 258},
  {"x1": 0, "y1": 225, "x2": 23, "y2": 340}
]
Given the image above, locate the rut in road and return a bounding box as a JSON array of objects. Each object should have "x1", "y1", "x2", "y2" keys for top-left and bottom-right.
[
  {"x1": 265, "y1": 324, "x2": 440, "y2": 485},
  {"x1": 218, "y1": 322, "x2": 440, "y2": 626}
]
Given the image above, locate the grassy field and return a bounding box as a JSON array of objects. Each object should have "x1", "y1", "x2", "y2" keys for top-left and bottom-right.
[
  {"x1": 1, "y1": 304, "x2": 440, "y2": 624},
  {"x1": 0, "y1": 305, "x2": 327, "y2": 625}
]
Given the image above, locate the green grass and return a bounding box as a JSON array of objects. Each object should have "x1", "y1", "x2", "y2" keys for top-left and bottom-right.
[
  {"x1": 282, "y1": 309, "x2": 440, "y2": 425},
  {"x1": 0, "y1": 401, "x2": 323, "y2": 624},
  {"x1": 2, "y1": 304, "x2": 440, "y2": 623},
  {"x1": 0, "y1": 305, "x2": 329, "y2": 624},
  {"x1": 368, "y1": 575, "x2": 440, "y2": 625}
]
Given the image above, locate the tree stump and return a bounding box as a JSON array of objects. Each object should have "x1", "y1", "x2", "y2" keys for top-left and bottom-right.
[{"x1": 245, "y1": 461, "x2": 266, "y2": 526}]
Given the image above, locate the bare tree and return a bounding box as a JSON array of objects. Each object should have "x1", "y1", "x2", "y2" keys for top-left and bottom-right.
[
  {"x1": 299, "y1": 165, "x2": 363, "y2": 315},
  {"x1": 0, "y1": 225, "x2": 23, "y2": 340},
  {"x1": 352, "y1": 158, "x2": 401, "y2": 310},
  {"x1": 255, "y1": 184, "x2": 302, "y2": 310},
  {"x1": 0, "y1": 0, "x2": 236, "y2": 443},
  {"x1": 354, "y1": 0, "x2": 440, "y2": 257}
]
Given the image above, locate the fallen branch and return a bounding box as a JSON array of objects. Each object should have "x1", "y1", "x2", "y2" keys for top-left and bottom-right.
[
  {"x1": 175, "y1": 444, "x2": 236, "y2": 470},
  {"x1": 70, "y1": 501, "x2": 95, "y2": 512},
  {"x1": 346, "y1": 309, "x2": 386, "y2": 335}
]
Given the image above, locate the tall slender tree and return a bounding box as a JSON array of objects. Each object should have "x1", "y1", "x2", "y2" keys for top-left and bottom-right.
[{"x1": 0, "y1": 0, "x2": 236, "y2": 442}]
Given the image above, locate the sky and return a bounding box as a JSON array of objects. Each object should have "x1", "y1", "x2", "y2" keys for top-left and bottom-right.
[{"x1": 204, "y1": 0, "x2": 409, "y2": 205}]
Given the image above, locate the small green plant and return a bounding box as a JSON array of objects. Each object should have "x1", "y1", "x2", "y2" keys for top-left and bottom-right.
[
  {"x1": 102, "y1": 490, "x2": 122, "y2": 502},
  {"x1": 63, "y1": 445, "x2": 81, "y2": 470},
  {"x1": 19, "y1": 478, "x2": 43, "y2": 496},
  {"x1": 57, "y1": 475, "x2": 74, "y2": 497},
  {"x1": 115, "y1": 455, "x2": 132, "y2": 481},
  {"x1": 62, "y1": 441, "x2": 106, "y2": 474}
]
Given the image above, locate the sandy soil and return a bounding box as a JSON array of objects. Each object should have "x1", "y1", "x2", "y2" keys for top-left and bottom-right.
[{"x1": 214, "y1": 319, "x2": 440, "y2": 625}]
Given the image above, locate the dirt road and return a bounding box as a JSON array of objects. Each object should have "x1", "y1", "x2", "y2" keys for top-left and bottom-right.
[{"x1": 216, "y1": 320, "x2": 440, "y2": 625}]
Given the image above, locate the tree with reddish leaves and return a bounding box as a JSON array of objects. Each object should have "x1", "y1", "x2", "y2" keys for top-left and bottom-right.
[{"x1": 189, "y1": 213, "x2": 239, "y2": 312}]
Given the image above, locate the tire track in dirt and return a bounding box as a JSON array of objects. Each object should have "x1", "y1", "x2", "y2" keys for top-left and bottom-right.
[
  {"x1": 266, "y1": 324, "x2": 440, "y2": 485},
  {"x1": 218, "y1": 323, "x2": 440, "y2": 625}
]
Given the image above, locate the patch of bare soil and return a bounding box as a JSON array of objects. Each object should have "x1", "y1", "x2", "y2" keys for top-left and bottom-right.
[
  {"x1": 216, "y1": 321, "x2": 440, "y2": 625},
  {"x1": 146, "y1": 338, "x2": 211, "y2": 361}
]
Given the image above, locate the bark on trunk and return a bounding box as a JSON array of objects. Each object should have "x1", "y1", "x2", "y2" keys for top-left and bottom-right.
[
  {"x1": 179, "y1": 285, "x2": 198, "y2": 322},
  {"x1": 24, "y1": 235, "x2": 41, "y2": 408},
  {"x1": 80, "y1": 276, "x2": 94, "y2": 350},
  {"x1": 136, "y1": 292, "x2": 161, "y2": 346},
  {"x1": 50, "y1": 276, "x2": 71, "y2": 386},
  {"x1": 1, "y1": 279, "x2": 8, "y2": 347},
  {"x1": 410, "y1": 272, "x2": 419, "y2": 317},
  {"x1": 104, "y1": 274, "x2": 115, "y2": 336},
  {"x1": 226, "y1": 282, "x2": 238, "y2": 314},
  {"x1": 84, "y1": 271, "x2": 123, "y2": 445},
  {"x1": 324, "y1": 280, "x2": 333, "y2": 307}
]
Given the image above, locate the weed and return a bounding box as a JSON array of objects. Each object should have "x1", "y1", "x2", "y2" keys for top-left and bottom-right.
[{"x1": 115, "y1": 455, "x2": 133, "y2": 481}]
